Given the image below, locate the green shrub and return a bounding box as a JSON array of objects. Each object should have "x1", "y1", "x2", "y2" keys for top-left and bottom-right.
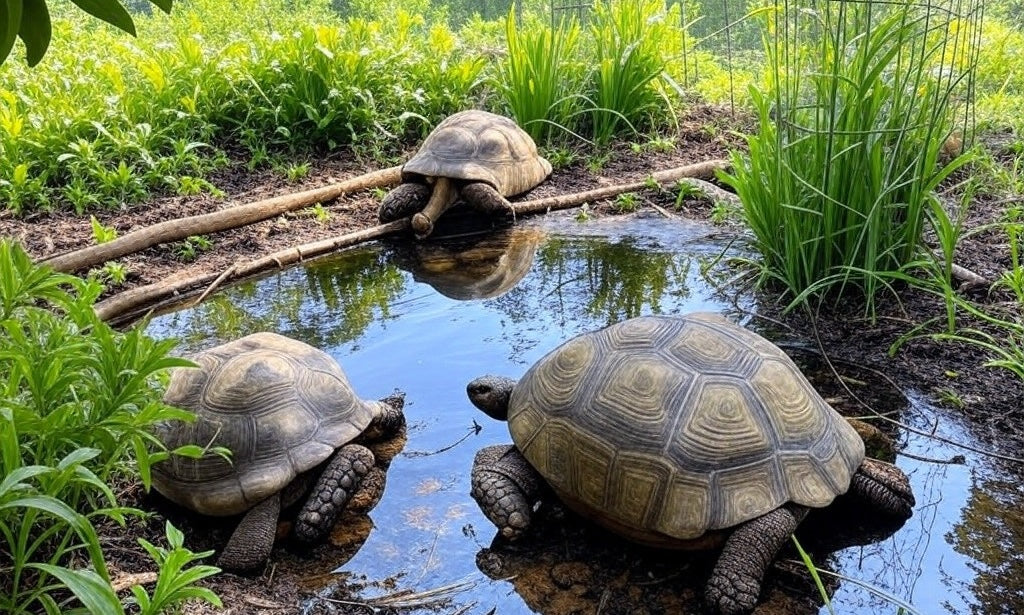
[
  {"x1": 587, "y1": 0, "x2": 672, "y2": 145},
  {"x1": 0, "y1": 238, "x2": 216, "y2": 613}
]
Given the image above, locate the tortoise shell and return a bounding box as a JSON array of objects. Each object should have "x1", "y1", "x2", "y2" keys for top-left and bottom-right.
[
  {"x1": 507, "y1": 313, "x2": 865, "y2": 544},
  {"x1": 402, "y1": 110, "x2": 552, "y2": 196},
  {"x1": 152, "y1": 332, "x2": 374, "y2": 517}
]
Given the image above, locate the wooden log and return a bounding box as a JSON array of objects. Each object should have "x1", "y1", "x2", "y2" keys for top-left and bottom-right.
[
  {"x1": 511, "y1": 159, "x2": 730, "y2": 215},
  {"x1": 41, "y1": 166, "x2": 403, "y2": 274},
  {"x1": 93, "y1": 219, "x2": 409, "y2": 324}
]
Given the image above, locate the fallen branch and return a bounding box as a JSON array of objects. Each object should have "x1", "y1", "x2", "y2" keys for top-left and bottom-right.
[
  {"x1": 40, "y1": 166, "x2": 403, "y2": 274},
  {"x1": 110, "y1": 571, "x2": 159, "y2": 593},
  {"x1": 94, "y1": 219, "x2": 409, "y2": 324},
  {"x1": 511, "y1": 159, "x2": 730, "y2": 215}
]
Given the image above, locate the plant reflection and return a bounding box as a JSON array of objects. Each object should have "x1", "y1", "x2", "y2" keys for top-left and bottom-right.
[{"x1": 155, "y1": 249, "x2": 406, "y2": 351}]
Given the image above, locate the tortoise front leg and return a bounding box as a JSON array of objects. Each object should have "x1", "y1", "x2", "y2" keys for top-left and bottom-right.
[
  {"x1": 704, "y1": 503, "x2": 809, "y2": 615},
  {"x1": 471, "y1": 444, "x2": 546, "y2": 540},
  {"x1": 411, "y1": 177, "x2": 459, "y2": 238},
  {"x1": 461, "y1": 182, "x2": 514, "y2": 219},
  {"x1": 293, "y1": 444, "x2": 375, "y2": 543},
  {"x1": 848, "y1": 457, "x2": 915, "y2": 519},
  {"x1": 379, "y1": 182, "x2": 431, "y2": 223},
  {"x1": 218, "y1": 492, "x2": 281, "y2": 571}
]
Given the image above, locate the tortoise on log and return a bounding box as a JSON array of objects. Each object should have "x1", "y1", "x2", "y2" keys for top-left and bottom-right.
[{"x1": 378, "y1": 110, "x2": 552, "y2": 239}]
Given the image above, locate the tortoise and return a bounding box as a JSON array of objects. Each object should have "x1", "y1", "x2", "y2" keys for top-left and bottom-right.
[
  {"x1": 378, "y1": 110, "x2": 552, "y2": 239},
  {"x1": 466, "y1": 313, "x2": 915, "y2": 615},
  {"x1": 152, "y1": 332, "x2": 406, "y2": 571}
]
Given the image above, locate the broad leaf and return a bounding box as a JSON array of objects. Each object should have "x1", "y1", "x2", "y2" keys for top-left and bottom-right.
[
  {"x1": 69, "y1": 0, "x2": 136, "y2": 36},
  {"x1": 17, "y1": 0, "x2": 49, "y2": 66},
  {"x1": 30, "y1": 564, "x2": 125, "y2": 615}
]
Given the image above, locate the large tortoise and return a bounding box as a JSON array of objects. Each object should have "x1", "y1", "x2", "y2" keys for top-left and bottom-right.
[
  {"x1": 152, "y1": 332, "x2": 405, "y2": 571},
  {"x1": 466, "y1": 313, "x2": 915, "y2": 615},
  {"x1": 378, "y1": 110, "x2": 552, "y2": 239}
]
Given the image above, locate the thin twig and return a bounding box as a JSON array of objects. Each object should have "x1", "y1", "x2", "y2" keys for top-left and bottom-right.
[{"x1": 192, "y1": 262, "x2": 239, "y2": 307}]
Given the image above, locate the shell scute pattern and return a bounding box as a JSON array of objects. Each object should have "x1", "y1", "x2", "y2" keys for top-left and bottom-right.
[
  {"x1": 402, "y1": 110, "x2": 552, "y2": 196},
  {"x1": 153, "y1": 332, "x2": 374, "y2": 517},
  {"x1": 507, "y1": 313, "x2": 865, "y2": 540}
]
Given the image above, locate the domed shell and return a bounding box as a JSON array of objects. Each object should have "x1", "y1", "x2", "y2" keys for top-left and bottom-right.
[
  {"x1": 152, "y1": 332, "x2": 374, "y2": 516},
  {"x1": 507, "y1": 313, "x2": 865, "y2": 544},
  {"x1": 402, "y1": 110, "x2": 552, "y2": 197}
]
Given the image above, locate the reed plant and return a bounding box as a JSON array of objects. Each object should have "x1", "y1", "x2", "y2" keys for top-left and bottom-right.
[
  {"x1": 722, "y1": 0, "x2": 979, "y2": 315},
  {"x1": 587, "y1": 0, "x2": 672, "y2": 145},
  {"x1": 493, "y1": 8, "x2": 584, "y2": 143},
  {"x1": 0, "y1": 239, "x2": 220, "y2": 612}
]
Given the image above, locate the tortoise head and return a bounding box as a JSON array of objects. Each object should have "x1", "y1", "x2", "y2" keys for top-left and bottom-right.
[{"x1": 467, "y1": 375, "x2": 517, "y2": 421}]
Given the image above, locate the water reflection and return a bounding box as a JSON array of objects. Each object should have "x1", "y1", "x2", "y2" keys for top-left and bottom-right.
[
  {"x1": 386, "y1": 226, "x2": 545, "y2": 300},
  {"x1": 153, "y1": 249, "x2": 406, "y2": 351},
  {"x1": 950, "y1": 466, "x2": 1024, "y2": 613}
]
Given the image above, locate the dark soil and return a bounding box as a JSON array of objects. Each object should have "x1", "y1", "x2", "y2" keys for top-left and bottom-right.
[{"x1": 4, "y1": 104, "x2": 1023, "y2": 614}]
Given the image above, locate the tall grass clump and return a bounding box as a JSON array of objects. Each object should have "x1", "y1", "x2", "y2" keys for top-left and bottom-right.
[
  {"x1": 587, "y1": 0, "x2": 673, "y2": 145},
  {"x1": 722, "y1": 0, "x2": 979, "y2": 314},
  {"x1": 493, "y1": 8, "x2": 584, "y2": 143},
  {"x1": 0, "y1": 239, "x2": 221, "y2": 613}
]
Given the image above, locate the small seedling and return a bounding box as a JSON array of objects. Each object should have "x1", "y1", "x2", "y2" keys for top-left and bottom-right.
[
  {"x1": 371, "y1": 187, "x2": 389, "y2": 200},
  {"x1": 643, "y1": 176, "x2": 661, "y2": 191},
  {"x1": 285, "y1": 162, "x2": 311, "y2": 182},
  {"x1": 545, "y1": 147, "x2": 577, "y2": 169},
  {"x1": 934, "y1": 387, "x2": 966, "y2": 409},
  {"x1": 646, "y1": 136, "x2": 676, "y2": 153},
  {"x1": 672, "y1": 180, "x2": 703, "y2": 210},
  {"x1": 586, "y1": 151, "x2": 612, "y2": 174},
  {"x1": 100, "y1": 261, "x2": 128, "y2": 285},
  {"x1": 308, "y1": 203, "x2": 331, "y2": 225},
  {"x1": 629, "y1": 142, "x2": 644, "y2": 154},
  {"x1": 90, "y1": 216, "x2": 118, "y2": 244},
  {"x1": 575, "y1": 203, "x2": 592, "y2": 222},
  {"x1": 174, "y1": 235, "x2": 213, "y2": 261},
  {"x1": 709, "y1": 200, "x2": 738, "y2": 225},
  {"x1": 614, "y1": 192, "x2": 640, "y2": 213}
]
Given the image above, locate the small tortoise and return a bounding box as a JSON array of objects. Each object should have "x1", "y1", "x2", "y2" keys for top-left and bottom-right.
[
  {"x1": 152, "y1": 332, "x2": 405, "y2": 571},
  {"x1": 466, "y1": 313, "x2": 914, "y2": 615},
  {"x1": 378, "y1": 110, "x2": 552, "y2": 239}
]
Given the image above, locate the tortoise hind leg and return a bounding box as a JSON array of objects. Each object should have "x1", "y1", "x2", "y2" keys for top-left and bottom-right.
[
  {"x1": 471, "y1": 444, "x2": 546, "y2": 540},
  {"x1": 379, "y1": 183, "x2": 431, "y2": 223},
  {"x1": 462, "y1": 182, "x2": 514, "y2": 219},
  {"x1": 293, "y1": 444, "x2": 375, "y2": 543},
  {"x1": 218, "y1": 492, "x2": 281, "y2": 571},
  {"x1": 849, "y1": 458, "x2": 915, "y2": 519},
  {"x1": 704, "y1": 503, "x2": 809, "y2": 615}
]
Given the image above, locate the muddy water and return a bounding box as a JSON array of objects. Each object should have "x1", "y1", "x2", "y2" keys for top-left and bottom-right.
[{"x1": 145, "y1": 213, "x2": 1024, "y2": 614}]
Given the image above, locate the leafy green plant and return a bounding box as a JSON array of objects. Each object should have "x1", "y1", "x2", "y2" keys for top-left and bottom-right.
[
  {"x1": 130, "y1": 522, "x2": 222, "y2": 615},
  {"x1": 588, "y1": 0, "x2": 671, "y2": 145},
  {"x1": 544, "y1": 147, "x2": 577, "y2": 169},
  {"x1": 0, "y1": 238, "x2": 205, "y2": 613},
  {"x1": 92, "y1": 261, "x2": 129, "y2": 287},
  {"x1": 173, "y1": 235, "x2": 213, "y2": 261},
  {"x1": 721, "y1": 1, "x2": 978, "y2": 315},
  {"x1": 614, "y1": 192, "x2": 640, "y2": 213},
  {"x1": 90, "y1": 216, "x2": 118, "y2": 245},
  {"x1": 283, "y1": 161, "x2": 311, "y2": 183},
  {"x1": 993, "y1": 223, "x2": 1024, "y2": 302},
  {"x1": 307, "y1": 202, "x2": 331, "y2": 225}
]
